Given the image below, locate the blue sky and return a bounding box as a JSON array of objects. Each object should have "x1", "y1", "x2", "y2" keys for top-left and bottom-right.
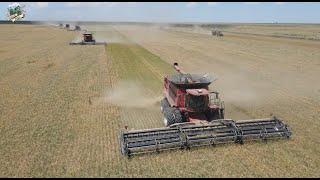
[{"x1": 1, "y1": 2, "x2": 320, "y2": 23}]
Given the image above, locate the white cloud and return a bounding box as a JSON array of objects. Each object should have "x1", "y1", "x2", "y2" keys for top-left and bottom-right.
[
  {"x1": 65, "y1": 2, "x2": 120, "y2": 7},
  {"x1": 127, "y1": 2, "x2": 141, "y2": 6},
  {"x1": 208, "y1": 2, "x2": 220, "y2": 6},
  {"x1": 243, "y1": 2, "x2": 261, "y2": 5},
  {"x1": 186, "y1": 2, "x2": 197, "y2": 8},
  {"x1": 275, "y1": 2, "x2": 286, "y2": 5},
  {"x1": 29, "y1": 2, "x2": 49, "y2": 8}
]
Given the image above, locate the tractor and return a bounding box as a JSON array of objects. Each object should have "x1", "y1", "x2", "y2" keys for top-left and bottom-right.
[
  {"x1": 69, "y1": 32, "x2": 107, "y2": 46},
  {"x1": 119, "y1": 63, "x2": 291, "y2": 156}
]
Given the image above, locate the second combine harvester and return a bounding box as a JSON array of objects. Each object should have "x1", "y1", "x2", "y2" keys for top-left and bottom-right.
[
  {"x1": 120, "y1": 63, "x2": 292, "y2": 156},
  {"x1": 69, "y1": 32, "x2": 107, "y2": 46}
]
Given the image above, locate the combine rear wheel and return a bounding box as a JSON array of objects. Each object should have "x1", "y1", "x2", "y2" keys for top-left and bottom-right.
[{"x1": 163, "y1": 108, "x2": 183, "y2": 127}]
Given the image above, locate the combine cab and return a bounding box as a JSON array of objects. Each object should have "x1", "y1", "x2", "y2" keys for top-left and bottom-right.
[
  {"x1": 211, "y1": 30, "x2": 223, "y2": 36},
  {"x1": 69, "y1": 32, "x2": 107, "y2": 46},
  {"x1": 65, "y1": 24, "x2": 70, "y2": 29},
  {"x1": 59, "y1": 23, "x2": 63, "y2": 28},
  {"x1": 119, "y1": 63, "x2": 291, "y2": 156}
]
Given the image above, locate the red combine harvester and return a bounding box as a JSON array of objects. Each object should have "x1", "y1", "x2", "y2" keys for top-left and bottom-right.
[
  {"x1": 120, "y1": 63, "x2": 291, "y2": 156},
  {"x1": 69, "y1": 32, "x2": 107, "y2": 46}
]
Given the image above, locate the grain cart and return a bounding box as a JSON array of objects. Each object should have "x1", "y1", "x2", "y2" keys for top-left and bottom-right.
[
  {"x1": 69, "y1": 32, "x2": 107, "y2": 46},
  {"x1": 211, "y1": 30, "x2": 223, "y2": 36},
  {"x1": 119, "y1": 63, "x2": 291, "y2": 156}
]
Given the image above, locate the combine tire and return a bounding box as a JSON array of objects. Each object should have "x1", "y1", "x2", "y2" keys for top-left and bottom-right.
[
  {"x1": 160, "y1": 98, "x2": 170, "y2": 112},
  {"x1": 163, "y1": 108, "x2": 183, "y2": 127}
]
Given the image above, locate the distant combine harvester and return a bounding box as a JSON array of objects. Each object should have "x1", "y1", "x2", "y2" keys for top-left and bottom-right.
[
  {"x1": 67, "y1": 25, "x2": 83, "y2": 31},
  {"x1": 211, "y1": 29, "x2": 223, "y2": 36},
  {"x1": 69, "y1": 32, "x2": 107, "y2": 46}
]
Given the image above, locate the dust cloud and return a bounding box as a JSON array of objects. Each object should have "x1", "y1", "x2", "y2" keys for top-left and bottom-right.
[
  {"x1": 113, "y1": 24, "x2": 172, "y2": 45},
  {"x1": 192, "y1": 24, "x2": 210, "y2": 35},
  {"x1": 71, "y1": 34, "x2": 84, "y2": 43},
  {"x1": 101, "y1": 80, "x2": 162, "y2": 110},
  {"x1": 95, "y1": 32, "x2": 127, "y2": 44},
  {"x1": 78, "y1": 24, "x2": 130, "y2": 44},
  {"x1": 114, "y1": 24, "x2": 268, "y2": 107},
  {"x1": 211, "y1": 70, "x2": 270, "y2": 107}
]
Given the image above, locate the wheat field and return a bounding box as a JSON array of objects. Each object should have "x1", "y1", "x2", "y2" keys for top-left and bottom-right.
[{"x1": 0, "y1": 23, "x2": 319, "y2": 177}]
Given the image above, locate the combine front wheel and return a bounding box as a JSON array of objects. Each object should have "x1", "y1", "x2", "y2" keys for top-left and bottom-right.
[{"x1": 163, "y1": 108, "x2": 183, "y2": 127}]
